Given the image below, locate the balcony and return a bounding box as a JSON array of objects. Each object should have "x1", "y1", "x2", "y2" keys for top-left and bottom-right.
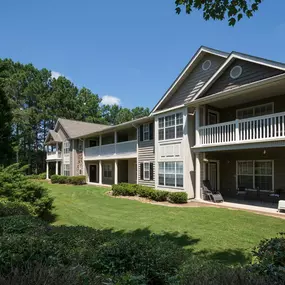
[
  {"x1": 85, "y1": 140, "x2": 137, "y2": 160},
  {"x1": 46, "y1": 151, "x2": 62, "y2": 161},
  {"x1": 197, "y1": 111, "x2": 285, "y2": 147}
]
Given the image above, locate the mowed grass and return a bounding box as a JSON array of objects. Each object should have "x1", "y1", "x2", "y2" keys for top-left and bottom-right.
[{"x1": 46, "y1": 182, "x2": 285, "y2": 265}]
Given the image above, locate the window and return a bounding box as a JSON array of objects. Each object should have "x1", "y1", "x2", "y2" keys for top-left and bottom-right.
[
  {"x1": 63, "y1": 164, "x2": 70, "y2": 176},
  {"x1": 230, "y1": 65, "x2": 242, "y2": 79},
  {"x1": 89, "y1": 140, "x2": 98, "y2": 147},
  {"x1": 159, "y1": 162, "x2": 183, "y2": 188},
  {"x1": 63, "y1": 141, "x2": 70, "y2": 154},
  {"x1": 103, "y1": 164, "x2": 112, "y2": 178},
  {"x1": 143, "y1": 124, "x2": 149, "y2": 141},
  {"x1": 237, "y1": 103, "x2": 274, "y2": 119},
  {"x1": 202, "y1": 60, "x2": 211, "y2": 71},
  {"x1": 144, "y1": 162, "x2": 150, "y2": 180},
  {"x1": 158, "y1": 112, "x2": 183, "y2": 141},
  {"x1": 237, "y1": 160, "x2": 273, "y2": 191}
]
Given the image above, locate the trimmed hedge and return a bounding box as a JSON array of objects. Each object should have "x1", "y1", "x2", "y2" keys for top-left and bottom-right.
[
  {"x1": 112, "y1": 183, "x2": 189, "y2": 204},
  {"x1": 26, "y1": 172, "x2": 46, "y2": 180},
  {"x1": 0, "y1": 199, "x2": 35, "y2": 217},
  {"x1": 168, "y1": 192, "x2": 188, "y2": 204},
  {"x1": 51, "y1": 175, "x2": 86, "y2": 185}
]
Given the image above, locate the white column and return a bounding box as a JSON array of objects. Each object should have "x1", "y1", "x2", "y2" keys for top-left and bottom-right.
[
  {"x1": 235, "y1": 119, "x2": 240, "y2": 141},
  {"x1": 55, "y1": 161, "x2": 59, "y2": 175},
  {"x1": 99, "y1": 160, "x2": 102, "y2": 184},
  {"x1": 195, "y1": 153, "x2": 201, "y2": 200},
  {"x1": 56, "y1": 142, "x2": 59, "y2": 156},
  {"x1": 82, "y1": 139, "x2": 85, "y2": 175},
  {"x1": 195, "y1": 106, "x2": 200, "y2": 146},
  {"x1": 46, "y1": 162, "x2": 49, "y2": 179},
  {"x1": 114, "y1": 159, "x2": 118, "y2": 184}
]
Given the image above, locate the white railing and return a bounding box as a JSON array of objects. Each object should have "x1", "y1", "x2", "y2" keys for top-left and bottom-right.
[
  {"x1": 46, "y1": 151, "x2": 62, "y2": 160},
  {"x1": 198, "y1": 111, "x2": 285, "y2": 146},
  {"x1": 85, "y1": 140, "x2": 137, "y2": 159}
]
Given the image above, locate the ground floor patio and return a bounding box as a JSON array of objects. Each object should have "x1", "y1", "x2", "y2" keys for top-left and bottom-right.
[{"x1": 85, "y1": 158, "x2": 137, "y2": 185}]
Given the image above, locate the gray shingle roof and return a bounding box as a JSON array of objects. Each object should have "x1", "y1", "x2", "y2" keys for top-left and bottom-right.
[
  {"x1": 49, "y1": 130, "x2": 63, "y2": 142},
  {"x1": 57, "y1": 118, "x2": 111, "y2": 138}
]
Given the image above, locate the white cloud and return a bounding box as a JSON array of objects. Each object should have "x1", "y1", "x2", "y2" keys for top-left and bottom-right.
[
  {"x1": 51, "y1": 71, "x2": 63, "y2": 79},
  {"x1": 101, "y1": 95, "x2": 121, "y2": 105}
]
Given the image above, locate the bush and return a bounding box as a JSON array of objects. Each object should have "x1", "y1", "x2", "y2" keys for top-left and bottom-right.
[
  {"x1": 168, "y1": 192, "x2": 188, "y2": 204},
  {"x1": 51, "y1": 175, "x2": 86, "y2": 185},
  {"x1": 38, "y1": 172, "x2": 47, "y2": 180},
  {"x1": 250, "y1": 233, "x2": 285, "y2": 283},
  {"x1": 149, "y1": 190, "x2": 169, "y2": 202},
  {"x1": 179, "y1": 257, "x2": 272, "y2": 285},
  {"x1": 92, "y1": 235, "x2": 186, "y2": 284},
  {"x1": 68, "y1": 176, "x2": 86, "y2": 185},
  {"x1": 0, "y1": 199, "x2": 35, "y2": 217},
  {"x1": 112, "y1": 183, "x2": 138, "y2": 196},
  {"x1": 0, "y1": 164, "x2": 54, "y2": 219},
  {"x1": 136, "y1": 185, "x2": 155, "y2": 198},
  {"x1": 0, "y1": 215, "x2": 47, "y2": 236}
]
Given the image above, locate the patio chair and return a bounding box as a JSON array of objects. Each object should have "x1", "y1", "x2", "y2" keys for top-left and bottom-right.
[{"x1": 202, "y1": 180, "x2": 224, "y2": 203}]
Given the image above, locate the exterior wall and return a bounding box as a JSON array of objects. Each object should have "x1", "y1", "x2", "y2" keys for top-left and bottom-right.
[
  {"x1": 138, "y1": 124, "x2": 155, "y2": 187},
  {"x1": 155, "y1": 107, "x2": 194, "y2": 198},
  {"x1": 157, "y1": 54, "x2": 225, "y2": 110},
  {"x1": 204, "y1": 148, "x2": 285, "y2": 197},
  {"x1": 128, "y1": 158, "x2": 137, "y2": 184},
  {"x1": 204, "y1": 59, "x2": 284, "y2": 97}
]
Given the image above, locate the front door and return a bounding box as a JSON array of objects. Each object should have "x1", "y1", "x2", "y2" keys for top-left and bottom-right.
[
  {"x1": 89, "y1": 165, "x2": 97, "y2": 183},
  {"x1": 208, "y1": 162, "x2": 218, "y2": 192},
  {"x1": 208, "y1": 110, "x2": 219, "y2": 125}
]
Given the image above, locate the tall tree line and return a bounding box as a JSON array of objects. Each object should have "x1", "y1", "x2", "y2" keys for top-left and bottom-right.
[{"x1": 0, "y1": 58, "x2": 150, "y2": 173}]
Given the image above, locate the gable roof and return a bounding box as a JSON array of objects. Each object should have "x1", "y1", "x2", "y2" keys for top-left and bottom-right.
[
  {"x1": 55, "y1": 118, "x2": 111, "y2": 139},
  {"x1": 45, "y1": 130, "x2": 63, "y2": 144},
  {"x1": 150, "y1": 46, "x2": 229, "y2": 114},
  {"x1": 192, "y1": 51, "x2": 285, "y2": 101}
]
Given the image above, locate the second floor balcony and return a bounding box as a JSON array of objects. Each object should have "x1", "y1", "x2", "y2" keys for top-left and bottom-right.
[
  {"x1": 46, "y1": 151, "x2": 62, "y2": 160},
  {"x1": 197, "y1": 111, "x2": 285, "y2": 148}
]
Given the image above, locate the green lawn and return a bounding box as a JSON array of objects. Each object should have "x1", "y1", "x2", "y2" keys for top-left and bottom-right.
[{"x1": 46, "y1": 182, "x2": 285, "y2": 265}]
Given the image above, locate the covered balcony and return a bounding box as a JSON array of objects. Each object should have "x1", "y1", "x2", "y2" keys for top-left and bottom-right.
[{"x1": 84, "y1": 127, "x2": 137, "y2": 160}]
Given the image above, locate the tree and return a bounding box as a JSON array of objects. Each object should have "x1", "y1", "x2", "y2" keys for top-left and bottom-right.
[
  {"x1": 0, "y1": 87, "x2": 13, "y2": 166},
  {"x1": 116, "y1": 108, "x2": 133, "y2": 124},
  {"x1": 101, "y1": 104, "x2": 122, "y2": 125},
  {"x1": 131, "y1": 107, "x2": 150, "y2": 119},
  {"x1": 175, "y1": 0, "x2": 263, "y2": 26}
]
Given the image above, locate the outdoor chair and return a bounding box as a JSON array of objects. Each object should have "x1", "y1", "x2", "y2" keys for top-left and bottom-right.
[{"x1": 202, "y1": 180, "x2": 224, "y2": 203}]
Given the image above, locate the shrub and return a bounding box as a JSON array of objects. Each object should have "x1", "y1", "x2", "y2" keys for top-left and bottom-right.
[
  {"x1": 168, "y1": 192, "x2": 188, "y2": 204},
  {"x1": 250, "y1": 233, "x2": 285, "y2": 283},
  {"x1": 136, "y1": 185, "x2": 155, "y2": 198},
  {"x1": 112, "y1": 183, "x2": 137, "y2": 196},
  {"x1": 38, "y1": 172, "x2": 46, "y2": 180},
  {"x1": 149, "y1": 190, "x2": 169, "y2": 202},
  {"x1": 0, "y1": 199, "x2": 35, "y2": 217},
  {"x1": 179, "y1": 257, "x2": 272, "y2": 285},
  {"x1": 0, "y1": 215, "x2": 47, "y2": 236},
  {"x1": 92, "y1": 235, "x2": 186, "y2": 284},
  {"x1": 68, "y1": 176, "x2": 86, "y2": 185}
]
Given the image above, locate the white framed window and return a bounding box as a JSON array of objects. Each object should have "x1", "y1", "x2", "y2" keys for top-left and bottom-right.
[
  {"x1": 63, "y1": 164, "x2": 70, "y2": 176},
  {"x1": 237, "y1": 160, "x2": 273, "y2": 191},
  {"x1": 63, "y1": 140, "x2": 70, "y2": 154},
  {"x1": 143, "y1": 162, "x2": 150, "y2": 180},
  {"x1": 143, "y1": 124, "x2": 150, "y2": 141},
  {"x1": 236, "y1": 103, "x2": 274, "y2": 119},
  {"x1": 230, "y1": 65, "x2": 243, "y2": 79},
  {"x1": 103, "y1": 164, "x2": 112, "y2": 178},
  {"x1": 202, "y1": 60, "x2": 212, "y2": 71},
  {"x1": 158, "y1": 112, "x2": 183, "y2": 141},
  {"x1": 158, "y1": 161, "x2": 183, "y2": 188}
]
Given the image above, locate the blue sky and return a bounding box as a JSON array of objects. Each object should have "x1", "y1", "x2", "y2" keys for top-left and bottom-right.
[{"x1": 0, "y1": 0, "x2": 284, "y2": 109}]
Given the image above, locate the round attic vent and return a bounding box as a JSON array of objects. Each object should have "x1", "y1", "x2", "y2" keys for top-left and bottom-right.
[
  {"x1": 230, "y1": 65, "x2": 243, "y2": 79},
  {"x1": 202, "y1": 60, "x2": 212, "y2": 71}
]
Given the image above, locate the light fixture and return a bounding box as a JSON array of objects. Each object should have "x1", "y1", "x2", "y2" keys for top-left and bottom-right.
[{"x1": 263, "y1": 150, "x2": 267, "y2": 155}]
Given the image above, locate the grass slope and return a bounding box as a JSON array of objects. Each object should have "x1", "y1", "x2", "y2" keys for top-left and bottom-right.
[{"x1": 46, "y1": 182, "x2": 285, "y2": 265}]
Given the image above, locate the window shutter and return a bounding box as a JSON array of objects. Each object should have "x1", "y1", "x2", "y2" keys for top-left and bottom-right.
[
  {"x1": 149, "y1": 123, "x2": 154, "y2": 140},
  {"x1": 150, "y1": 163, "x2": 154, "y2": 180},
  {"x1": 140, "y1": 163, "x2": 144, "y2": 180},
  {"x1": 140, "y1": 125, "x2": 143, "y2": 141}
]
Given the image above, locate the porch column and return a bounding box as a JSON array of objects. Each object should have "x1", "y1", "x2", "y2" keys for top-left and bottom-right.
[
  {"x1": 195, "y1": 153, "x2": 201, "y2": 200},
  {"x1": 114, "y1": 159, "x2": 118, "y2": 184},
  {"x1": 55, "y1": 161, "x2": 59, "y2": 175},
  {"x1": 99, "y1": 160, "x2": 102, "y2": 184},
  {"x1": 195, "y1": 106, "x2": 200, "y2": 146},
  {"x1": 46, "y1": 162, "x2": 49, "y2": 179},
  {"x1": 82, "y1": 139, "x2": 85, "y2": 175}
]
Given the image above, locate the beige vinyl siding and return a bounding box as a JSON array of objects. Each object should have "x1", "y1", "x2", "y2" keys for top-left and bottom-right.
[
  {"x1": 157, "y1": 54, "x2": 225, "y2": 110},
  {"x1": 204, "y1": 59, "x2": 284, "y2": 97},
  {"x1": 138, "y1": 125, "x2": 155, "y2": 187}
]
